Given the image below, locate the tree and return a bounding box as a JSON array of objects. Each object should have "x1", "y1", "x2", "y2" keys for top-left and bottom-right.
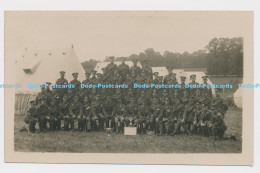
[{"x1": 206, "y1": 37, "x2": 243, "y2": 75}]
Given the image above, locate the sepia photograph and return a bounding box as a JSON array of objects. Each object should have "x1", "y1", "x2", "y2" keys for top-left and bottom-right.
[{"x1": 4, "y1": 11, "x2": 253, "y2": 164}]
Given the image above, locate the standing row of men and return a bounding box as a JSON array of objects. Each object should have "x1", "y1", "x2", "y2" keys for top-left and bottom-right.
[{"x1": 24, "y1": 58, "x2": 228, "y2": 141}]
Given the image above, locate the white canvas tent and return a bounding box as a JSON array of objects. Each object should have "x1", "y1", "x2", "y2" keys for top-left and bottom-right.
[
  {"x1": 15, "y1": 47, "x2": 85, "y2": 114},
  {"x1": 234, "y1": 88, "x2": 242, "y2": 108},
  {"x1": 94, "y1": 61, "x2": 142, "y2": 74}
]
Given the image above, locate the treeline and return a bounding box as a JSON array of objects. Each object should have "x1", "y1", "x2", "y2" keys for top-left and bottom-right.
[{"x1": 81, "y1": 37, "x2": 243, "y2": 75}]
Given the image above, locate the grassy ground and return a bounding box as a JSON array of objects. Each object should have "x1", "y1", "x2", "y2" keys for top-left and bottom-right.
[{"x1": 14, "y1": 107, "x2": 242, "y2": 153}]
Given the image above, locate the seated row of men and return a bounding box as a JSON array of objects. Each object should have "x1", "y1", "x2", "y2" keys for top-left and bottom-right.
[{"x1": 24, "y1": 83, "x2": 228, "y2": 140}]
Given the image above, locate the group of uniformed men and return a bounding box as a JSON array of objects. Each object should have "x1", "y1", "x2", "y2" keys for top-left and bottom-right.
[{"x1": 24, "y1": 57, "x2": 229, "y2": 141}]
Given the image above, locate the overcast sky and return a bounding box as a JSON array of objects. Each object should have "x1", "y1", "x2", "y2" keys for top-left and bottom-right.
[{"x1": 5, "y1": 11, "x2": 251, "y2": 62}]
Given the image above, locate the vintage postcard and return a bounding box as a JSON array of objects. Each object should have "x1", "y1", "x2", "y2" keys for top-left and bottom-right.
[{"x1": 4, "y1": 11, "x2": 254, "y2": 165}]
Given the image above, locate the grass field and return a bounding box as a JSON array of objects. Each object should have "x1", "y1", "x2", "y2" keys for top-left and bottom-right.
[{"x1": 14, "y1": 107, "x2": 242, "y2": 153}]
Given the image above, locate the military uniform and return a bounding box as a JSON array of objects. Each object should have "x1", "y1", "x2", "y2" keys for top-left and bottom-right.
[
  {"x1": 179, "y1": 75, "x2": 187, "y2": 97},
  {"x1": 81, "y1": 97, "x2": 91, "y2": 131},
  {"x1": 137, "y1": 90, "x2": 147, "y2": 105},
  {"x1": 157, "y1": 98, "x2": 173, "y2": 136},
  {"x1": 90, "y1": 70, "x2": 98, "y2": 85},
  {"x1": 70, "y1": 72, "x2": 81, "y2": 95},
  {"x1": 24, "y1": 101, "x2": 38, "y2": 133},
  {"x1": 210, "y1": 109, "x2": 227, "y2": 140},
  {"x1": 153, "y1": 72, "x2": 160, "y2": 85},
  {"x1": 142, "y1": 60, "x2": 153, "y2": 80},
  {"x1": 118, "y1": 60, "x2": 130, "y2": 82},
  {"x1": 114, "y1": 99, "x2": 127, "y2": 133},
  {"x1": 181, "y1": 90, "x2": 190, "y2": 106},
  {"x1": 102, "y1": 96, "x2": 116, "y2": 129},
  {"x1": 171, "y1": 98, "x2": 185, "y2": 135},
  {"x1": 211, "y1": 93, "x2": 228, "y2": 117},
  {"x1": 188, "y1": 74, "x2": 199, "y2": 98},
  {"x1": 130, "y1": 59, "x2": 141, "y2": 78},
  {"x1": 81, "y1": 72, "x2": 92, "y2": 97},
  {"x1": 196, "y1": 103, "x2": 213, "y2": 136},
  {"x1": 201, "y1": 76, "x2": 212, "y2": 98},
  {"x1": 149, "y1": 99, "x2": 161, "y2": 132},
  {"x1": 182, "y1": 97, "x2": 197, "y2": 134},
  {"x1": 66, "y1": 96, "x2": 82, "y2": 131},
  {"x1": 125, "y1": 98, "x2": 138, "y2": 127},
  {"x1": 35, "y1": 87, "x2": 47, "y2": 105},
  {"x1": 137, "y1": 100, "x2": 150, "y2": 134},
  {"x1": 48, "y1": 99, "x2": 63, "y2": 131},
  {"x1": 106, "y1": 57, "x2": 117, "y2": 76},
  {"x1": 163, "y1": 67, "x2": 174, "y2": 84},
  {"x1": 36, "y1": 99, "x2": 49, "y2": 132},
  {"x1": 55, "y1": 71, "x2": 69, "y2": 100},
  {"x1": 91, "y1": 95, "x2": 103, "y2": 131}
]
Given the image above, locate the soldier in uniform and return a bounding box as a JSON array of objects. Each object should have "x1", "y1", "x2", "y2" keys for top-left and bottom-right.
[
  {"x1": 196, "y1": 103, "x2": 213, "y2": 136},
  {"x1": 125, "y1": 97, "x2": 138, "y2": 127},
  {"x1": 171, "y1": 89, "x2": 180, "y2": 102},
  {"x1": 55, "y1": 71, "x2": 69, "y2": 102},
  {"x1": 149, "y1": 97, "x2": 162, "y2": 133},
  {"x1": 81, "y1": 72, "x2": 92, "y2": 96},
  {"x1": 101, "y1": 67, "x2": 109, "y2": 82},
  {"x1": 37, "y1": 98, "x2": 49, "y2": 132},
  {"x1": 182, "y1": 97, "x2": 197, "y2": 135},
  {"x1": 145, "y1": 77, "x2": 154, "y2": 102},
  {"x1": 139, "y1": 70, "x2": 147, "y2": 84},
  {"x1": 158, "y1": 76, "x2": 163, "y2": 85},
  {"x1": 161, "y1": 89, "x2": 169, "y2": 105},
  {"x1": 24, "y1": 100, "x2": 38, "y2": 133},
  {"x1": 130, "y1": 59, "x2": 141, "y2": 78},
  {"x1": 69, "y1": 72, "x2": 81, "y2": 94},
  {"x1": 82, "y1": 96, "x2": 92, "y2": 131},
  {"x1": 188, "y1": 74, "x2": 199, "y2": 97},
  {"x1": 137, "y1": 99, "x2": 150, "y2": 134},
  {"x1": 163, "y1": 67, "x2": 174, "y2": 84},
  {"x1": 157, "y1": 76, "x2": 164, "y2": 95},
  {"x1": 118, "y1": 58, "x2": 130, "y2": 82},
  {"x1": 142, "y1": 60, "x2": 153, "y2": 80},
  {"x1": 102, "y1": 95, "x2": 116, "y2": 130},
  {"x1": 179, "y1": 75, "x2": 187, "y2": 97},
  {"x1": 43, "y1": 82, "x2": 54, "y2": 105},
  {"x1": 125, "y1": 88, "x2": 135, "y2": 104},
  {"x1": 48, "y1": 98, "x2": 63, "y2": 131},
  {"x1": 113, "y1": 88, "x2": 124, "y2": 103},
  {"x1": 96, "y1": 73, "x2": 103, "y2": 83},
  {"x1": 91, "y1": 94, "x2": 103, "y2": 131},
  {"x1": 157, "y1": 97, "x2": 173, "y2": 136},
  {"x1": 150, "y1": 89, "x2": 160, "y2": 105},
  {"x1": 201, "y1": 75, "x2": 212, "y2": 98},
  {"x1": 89, "y1": 88, "x2": 98, "y2": 102},
  {"x1": 90, "y1": 70, "x2": 98, "y2": 85},
  {"x1": 210, "y1": 103, "x2": 227, "y2": 141},
  {"x1": 211, "y1": 88, "x2": 228, "y2": 117},
  {"x1": 125, "y1": 73, "x2": 134, "y2": 88},
  {"x1": 170, "y1": 97, "x2": 185, "y2": 136},
  {"x1": 100, "y1": 88, "x2": 107, "y2": 103},
  {"x1": 153, "y1": 72, "x2": 160, "y2": 84},
  {"x1": 114, "y1": 98, "x2": 127, "y2": 133},
  {"x1": 67, "y1": 95, "x2": 82, "y2": 131},
  {"x1": 35, "y1": 84, "x2": 47, "y2": 105},
  {"x1": 58, "y1": 94, "x2": 70, "y2": 130},
  {"x1": 96, "y1": 73, "x2": 103, "y2": 94},
  {"x1": 181, "y1": 89, "x2": 190, "y2": 106},
  {"x1": 76, "y1": 95, "x2": 87, "y2": 132},
  {"x1": 137, "y1": 90, "x2": 147, "y2": 105},
  {"x1": 106, "y1": 56, "x2": 117, "y2": 76}
]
